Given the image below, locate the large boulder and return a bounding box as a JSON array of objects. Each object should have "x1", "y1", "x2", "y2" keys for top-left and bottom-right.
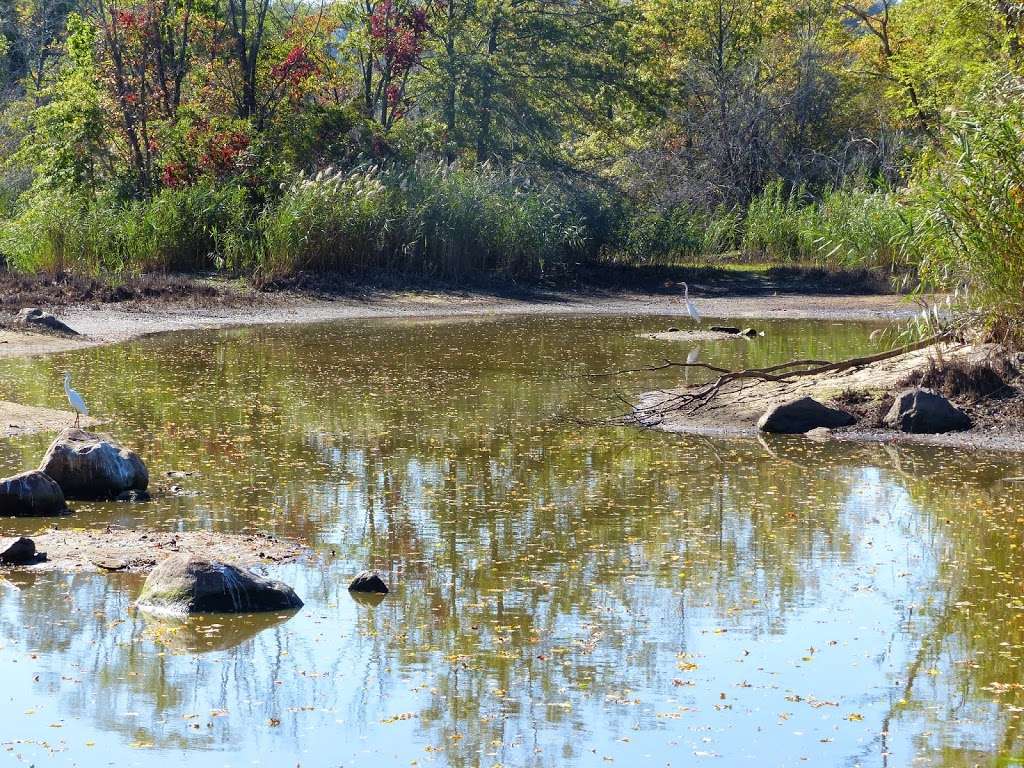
[
  {"x1": 0, "y1": 470, "x2": 69, "y2": 516},
  {"x1": 15, "y1": 308, "x2": 79, "y2": 336},
  {"x1": 757, "y1": 397, "x2": 856, "y2": 435},
  {"x1": 137, "y1": 554, "x2": 303, "y2": 615},
  {"x1": 884, "y1": 388, "x2": 972, "y2": 434},
  {"x1": 39, "y1": 429, "x2": 148, "y2": 500}
]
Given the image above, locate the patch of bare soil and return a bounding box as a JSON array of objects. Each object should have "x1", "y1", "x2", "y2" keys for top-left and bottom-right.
[
  {"x1": 0, "y1": 272, "x2": 234, "y2": 312},
  {"x1": 636, "y1": 344, "x2": 1024, "y2": 452},
  {"x1": 4, "y1": 528, "x2": 306, "y2": 573}
]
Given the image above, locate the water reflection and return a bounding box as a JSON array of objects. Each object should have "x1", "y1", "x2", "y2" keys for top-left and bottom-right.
[{"x1": 0, "y1": 316, "x2": 1020, "y2": 766}]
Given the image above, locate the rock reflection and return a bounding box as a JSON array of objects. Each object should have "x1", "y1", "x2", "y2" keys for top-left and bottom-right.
[{"x1": 140, "y1": 610, "x2": 299, "y2": 654}]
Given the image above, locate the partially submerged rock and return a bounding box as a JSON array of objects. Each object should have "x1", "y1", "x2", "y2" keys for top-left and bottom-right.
[
  {"x1": 39, "y1": 429, "x2": 148, "y2": 499},
  {"x1": 0, "y1": 537, "x2": 44, "y2": 565},
  {"x1": 757, "y1": 397, "x2": 856, "y2": 435},
  {"x1": 15, "y1": 308, "x2": 79, "y2": 336},
  {"x1": 0, "y1": 470, "x2": 69, "y2": 517},
  {"x1": 884, "y1": 388, "x2": 971, "y2": 434},
  {"x1": 349, "y1": 570, "x2": 389, "y2": 594},
  {"x1": 137, "y1": 554, "x2": 303, "y2": 615}
]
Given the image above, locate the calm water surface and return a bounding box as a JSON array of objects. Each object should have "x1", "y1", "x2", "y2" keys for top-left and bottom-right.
[{"x1": 0, "y1": 315, "x2": 1023, "y2": 768}]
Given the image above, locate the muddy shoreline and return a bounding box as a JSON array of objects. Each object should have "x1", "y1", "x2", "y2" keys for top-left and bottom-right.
[
  {"x1": 3, "y1": 274, "x2": 1018, "y2": 453},
  {"x1": 633, "y1": 340, "x2": 1024, "y2": 453}
]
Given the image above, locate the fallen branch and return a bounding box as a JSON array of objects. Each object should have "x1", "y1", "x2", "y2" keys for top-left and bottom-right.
[{"x1": 626, "y1": 333, "x2": 952, "y2": 422}]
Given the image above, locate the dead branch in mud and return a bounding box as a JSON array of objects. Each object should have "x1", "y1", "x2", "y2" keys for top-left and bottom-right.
[{"x1": 612, "y1": 333, "x2": 952, "y2": 426}]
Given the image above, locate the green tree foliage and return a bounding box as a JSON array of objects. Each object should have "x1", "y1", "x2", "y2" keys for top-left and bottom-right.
[{"x1": 0, "y1": 0, "x2": 1019, "y2": 334}]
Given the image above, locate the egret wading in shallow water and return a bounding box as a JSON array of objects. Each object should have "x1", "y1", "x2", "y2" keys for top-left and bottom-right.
[
  {"x1": 680, "y1": 282, "x2": 702, "y2": 323},
  {"x1": 63, "y1": 372, "x2": 88, "y2": 428}
]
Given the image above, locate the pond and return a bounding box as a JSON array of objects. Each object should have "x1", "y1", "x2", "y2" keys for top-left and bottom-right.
[{"x1": 0, "y1": 314, "x2": 1023, "y2": 767}]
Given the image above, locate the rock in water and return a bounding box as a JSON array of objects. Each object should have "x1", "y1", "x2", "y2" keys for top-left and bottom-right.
[
  {"x1": 0, "y1": 537, "x2": 40, "y2": 564},
  {"x1": 349, "y1": 571, "x2": 389, "y2": 594},
  {"x1": 39, "y1": 429, "x2": 148, "y2": 500},
  {"x1": 137, "y1": 554, "x2": 303, "y2": 615},
  {"x1": 0, "y1": 470, "x2": 69, "y2": 516},
  {"x1": 15, "y1": 308, "x2": 79, "y2": 336},
  {"x1": 757, "y1": 397, "x2": 856, "y2": 435},
  {"x1": 884, "y1": 388, "x2": 972, "y2": 434}
]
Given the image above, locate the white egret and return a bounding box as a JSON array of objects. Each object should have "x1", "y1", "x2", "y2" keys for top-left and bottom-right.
[
  {"x1": 63, "y1": 372, "x2": 88, "y2": 428},
  {"x1": 680, "y1": 282, "x2": 702, "y2": 323}
]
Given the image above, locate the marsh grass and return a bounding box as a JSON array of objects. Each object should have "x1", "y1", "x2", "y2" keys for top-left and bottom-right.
[
  {"x1": 0, "y1": 165, "x2": 587, "y2": 282},
  {"x1": 0, "y1": 183, "x2": 248, "y2": 275},
  {"x1": 907, "y1": 91, "x2": 1024, "y2": 342}
]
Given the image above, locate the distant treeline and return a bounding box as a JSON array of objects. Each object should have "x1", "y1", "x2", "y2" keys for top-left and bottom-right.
[{"x1": 0, "y1": 1, "x2": 1020, "y2": 334}]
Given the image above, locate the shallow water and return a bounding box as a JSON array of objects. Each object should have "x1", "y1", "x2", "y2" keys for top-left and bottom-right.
[{"x1": 0, "y1": 315, "x2": 1023, "y2": 767}]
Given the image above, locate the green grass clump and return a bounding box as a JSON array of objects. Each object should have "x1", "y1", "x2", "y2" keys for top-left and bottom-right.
[
  {"x1": 242, "y1": 163, "x2": 586, "y2": 281},
  {"x1": 0, "y1": 182, "x2": 248, "y2": 275}
]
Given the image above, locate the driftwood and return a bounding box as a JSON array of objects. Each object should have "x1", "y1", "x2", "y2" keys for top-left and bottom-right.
[{"x1": 604, "y1": 333, "x2": 951, "y2": 426}]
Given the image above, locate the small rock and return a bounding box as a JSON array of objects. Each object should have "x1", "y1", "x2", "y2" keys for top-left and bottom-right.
[
  {"x1": 115, "y1": 489, "x2": 151, "y2": 503},
  {"x1": 0, "y1": 537, "x2": 41, "y2": 564},
  {"x1": 15, "y1": 308, "x2": 79, "y2": 336},
  {"x1": 39, "y1": 429, "x2": 148, "y2": 500},
  {"x1": 883, "y1": 388, "x2": 972, "y2": 434},
  {"x1": 349, "y1": 570, "x2": 389, "y2": 594},
  {"x1": 757, "y1": 397, "x2": 856, "y2": 435},
  {"x1": 709, "y1": 326, "x2": 741, "y2": 334},
  {"x1": 137, "y1": 554, "x2": 304, "y2": 615},
  {"x1": 0, "y1": 470, "x2": 70, "y2": 517}
]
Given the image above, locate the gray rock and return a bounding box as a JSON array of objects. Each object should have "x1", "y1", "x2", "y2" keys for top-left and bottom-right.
[
  {"x1": 15, "y1": 308, "x2": 79, "y2": 336},
  {"x1": 0, "y1": 470, "x2": 69, "y2": 517},
  {"x1": 884, "y1": 388, "x2": 972, "y2": 434},
  {"x1": 349, "y1": 570, "x2": 389, "y2": 594},
  {"x1": 39, "y1": 429, "x2": 148, "y2": 499},
  {"x1": 137, "y1": 554, "x2": 303, "y2": 615},
  {"x1": 0, "y1": 537, "x2": 43, "y2": 564},
  {"x1": 757, "y1": 397, "x2": 856, "y2": 435}
]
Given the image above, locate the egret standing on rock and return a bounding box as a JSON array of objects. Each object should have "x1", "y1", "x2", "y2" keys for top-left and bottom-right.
[
  {"x1": 680, "y1": 282, "x2": 702, "y2": 323},
  {"x1": 63, "y1": 372, "x2": 87, "y2": 428}
]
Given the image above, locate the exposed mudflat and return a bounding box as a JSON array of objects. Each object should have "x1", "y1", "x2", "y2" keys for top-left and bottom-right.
[
  {"x1": 634, "y1": 343, "x2": 1024, "y2": 452},
  {"x1": 2, "y1": 528, "x2": 307, "y2": 574}
]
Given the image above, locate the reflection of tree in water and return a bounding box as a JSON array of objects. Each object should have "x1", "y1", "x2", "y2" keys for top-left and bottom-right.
[{"x1": 857, "y1": 445, "x2": 1024, "y2": 767}]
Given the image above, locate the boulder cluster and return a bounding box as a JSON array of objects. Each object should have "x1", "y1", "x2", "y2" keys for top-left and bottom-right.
[
  {"x1": 758, "y1": 387, "x2": 973, "y2": 437},
  {"x1": 0, "y1": 427, "x2": 386, "y2": 616},
  {"x1": 0, "y1": 428, "x2": 148, "y2": 517}
]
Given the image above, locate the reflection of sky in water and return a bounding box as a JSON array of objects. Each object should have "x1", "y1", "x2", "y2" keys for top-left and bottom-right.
[{"x1": 0, "y1": 315, "x2": 1022, "y2": 767}]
